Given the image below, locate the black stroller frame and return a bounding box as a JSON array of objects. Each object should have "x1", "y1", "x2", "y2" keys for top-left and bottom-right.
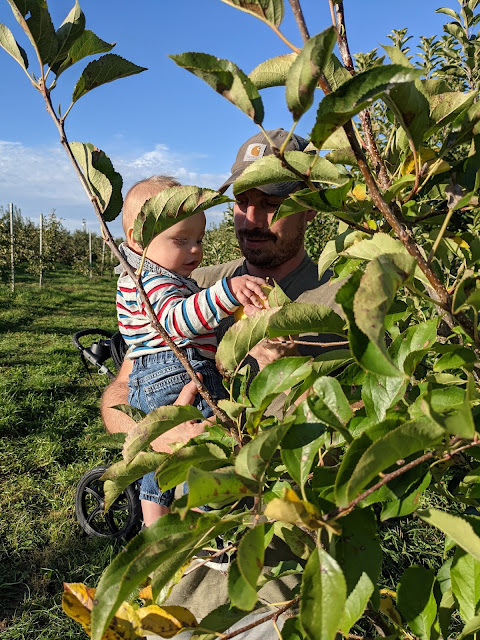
[{"x1": 73, "y1": 329, "x2": 142, "y2": 540}]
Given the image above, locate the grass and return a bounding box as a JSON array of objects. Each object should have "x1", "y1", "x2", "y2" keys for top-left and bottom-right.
[{"x1": 0, "y1": 267, "x2": 125, "y2": 639}]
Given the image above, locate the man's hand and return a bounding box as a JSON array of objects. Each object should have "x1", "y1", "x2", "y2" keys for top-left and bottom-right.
[{"x1": 150, "y1": 378, "x2": 210, "y2": 453}]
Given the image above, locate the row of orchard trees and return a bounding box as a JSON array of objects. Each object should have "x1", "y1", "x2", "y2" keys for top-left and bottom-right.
[{"x1": 0, "y1": 205, "x2": 122, "y2": 283}]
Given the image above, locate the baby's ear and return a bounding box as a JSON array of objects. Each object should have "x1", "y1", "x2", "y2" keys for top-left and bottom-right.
[{"x1": 126, "y1": 227, "x2": 143, "y2": 252}]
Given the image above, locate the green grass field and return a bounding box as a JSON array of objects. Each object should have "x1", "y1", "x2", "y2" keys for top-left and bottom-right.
[{"x1": 0, "y1": 268, "x2": 125, "y2": 639}]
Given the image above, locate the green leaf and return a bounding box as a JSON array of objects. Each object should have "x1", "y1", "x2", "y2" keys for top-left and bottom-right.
[
  {"x1": 281, "y1": 421, "x2": 325, "y2": 488},
  {"x1": 53, "y1": 1, "x2": 85, "y2": 67},
  {"x1": 70, "y1": 142, "x2": 114, "y2": 215},
  {"x1": 248, "y1": 356, "x2": 313, "y2": 413},
  {"x1": 300, "y1": 548, "x2": 347, "y2": 640},
  {"x1": 220, "y1": 0, "x2": 284, "y2": 27},
  {"x1": 190, "y1": 605, "x2": 247, "y2": 639},
  {"x1": 308, "y1": 376, "x2": 353, "y2": 441},
  {"x1": 51, "y1": 29, "x2": 115, "y2": 76},
  {"x1": 7, "y1": 0, "x2": 57, "y2": 65},
  {"x1": 353, "y1": 253, "x2": 416, "y2": 378},
  {"x1": 0, "y1": 23, "x2": 28, "y2": 69},
  {"x1": 286, "y1": 27, "x2": 336, "y2": 121},
  {"x1": 228, "y1": 559, "x2": 257, "y2": 611},
  {"x1": 380, "y1": 472, "x2": 432, "y2": 520},
  {"x1": 428, "y1": 90, "x2": 476, "y2": 135},
  {"x1": 91, "y1": 512, "x2": 244, "y2": 640},
  {"x1": 235, "y1": 419, "x2": 294, "y2": 484},
  {"x1": 460, "y1": 616, "x2": 480, "y2": 639},
  {"x1": 422, "y1": 375, "x2": 475, "y2": 439},
  {"x1": 336, "y1": 508, "x2": 381, "y2": 603},
  {"x1": 169, "y1": 52, "x2": 263, "y2": 124},
  {"x1": 232, "y1": 151, "x2": 348, "y2": 195},
  {"x1": 433, "y1": 347, "x2": 477, "y2": 372},
  {"x1": 133, "y1": 185, "x2": 229, "y2": 248},
  {"x1": 311, "y1": 64, "x2": 421, "y2": 149},
  {"x1": 72, "y1": 53, "x2": 146, "y2": 103},
  {"x1": 346, "y1": 417, "x2": 445, "y2": 503},
  {"x1": 121, "y1": 405, "x2": 203, "y2": 463},
  {"x1": 102, "y1": 452, "x2": 167, "y2": 511},
  {"x1": 335, "y1": 418, "x2": 402, "y2": 507},
  {"x1": 417, "y1": 509, "x2": 480, "y2": 561},
  {"x1": 267, "y1": 303, "x2": 346, "y2": 338},
  {"x1": 362, "y1": 372, "x2": 406, "y2": 422},
  {"x1": 273, "y1": 522, "x2": 315, "y2": 560},
  {"x1": 384, "y1": 81, "x2": 431, "y2": 150},
  {"x1": 389, "y1": 318, "x2": 438, "y2": 375},
  {"x1": 237, "y1": 525, "x2": 265, "y2": 591},
  {"x1": 174, "y1": 467, "x2": 253, "y2": 516},
  {"x1": 397, "y1": 566, "x2": 437, "y2": 640},
  {"x1": 249, "y1": 53, "x2": 296, "y2": 89},
  {"x1": 216, "y1": 307, "x2": 275, "y2": 376},
  {"x1": 382, "y1": 44, "x2": 415, "y2": 68},
  {"x1": 322, "y1": 51, "x2": 351, "y2": 91},
  {"x1": 339, "y1": 572, "x2": 374, "y2": 635},
  {"x1": 273, "y1": 187, "x2": 361, "y2": 226},
  {"x1": 451, "y1": 548, "x2": 480, "y2": 622},
  {"x1": 154, "y1": 443, "x2": 229, "y2": 492}
]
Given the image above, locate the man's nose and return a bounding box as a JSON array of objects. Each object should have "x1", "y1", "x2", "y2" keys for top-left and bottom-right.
[{"x1": 242, "y1": 202, "x2": 268, "y2": 230}]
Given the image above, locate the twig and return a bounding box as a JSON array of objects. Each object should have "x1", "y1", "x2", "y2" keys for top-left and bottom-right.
[
  {"x1": 288, "y1": 0, "x2": 310, "y2": 42},
  {"x1": 427, "y1": 207, "x2": 455, "y2": 264},
  {"x1": 276, "y1": 338, "x2": 349, "y2": 347},
  {"x1": 329, "y1": 0, "x2": 390, "y2": 189},
  {"x1": 220, "y1": 598, "x2": 299, "y2": 640},
  {"x1": 183, "y1": 544, "x2": 237, "y2": 576},
  {"x1": 324, "y1": 439, "x2": 480, "y2": 522}
]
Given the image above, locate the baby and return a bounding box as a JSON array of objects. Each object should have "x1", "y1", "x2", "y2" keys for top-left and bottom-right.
[{"x1": 116, "y1": 175, "x2": 267, "y2": 525}]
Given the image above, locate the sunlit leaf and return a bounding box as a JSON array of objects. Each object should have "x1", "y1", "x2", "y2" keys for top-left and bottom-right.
[
  {"x1": 232, "y1": 151, "x2": 348, "y2": 195},
  {"x1": 170, "y1": 51, "x2": 263, "y2": 123},
  {"x1": 450, "y1": 548, "x2": 480, "y2": 622},
  {"x1": 417, "y1": 509, "x2": 480, "y2": 561},
  {"x1": 0, "y1": 23, "x2": 28, "y2": 69},
  {"x1": 311, "y1": 64, "x2": 421, "y2": 149},
  {"x1": 264, "y1": 488, "x2": 323, "y2": 529},
  {"x1": 220, "y1": 0, "x2": 284, "y2": 27},
  {"x1": 6, "y1": 0, "x2": 57, "y2": 65},
  {"x1": 136, "y1": 605, "x2": 197, "y2": 638},
  {"x1": 52, "y1": 29, "x2": 115, "y2": 76},
  {"x1": 286, "y1": 27, "x2": 336, "y2": 121},
  {"x1": 53, "y1": 1, "x2": 85, "y2": 67},
  {"x1": 72, "y1": 53, "x2": 146, "y2": 103},
  {"x1": 249, "y1": 53, "x2": 296, "y2": 89},
  {"x1": 122, "y1": 405, "x2": 203, "y2": 463},
  {"x1": 300, "y1": 548, "x2": 347, "y2": 640}
]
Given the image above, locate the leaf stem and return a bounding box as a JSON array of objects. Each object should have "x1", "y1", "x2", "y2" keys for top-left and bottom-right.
[
  {"x1": 427, "y1": 207, "x2": 455, "y2": 264},
  {"x1": 220, "y1": 598, "x2": 299, "y2": 640}
]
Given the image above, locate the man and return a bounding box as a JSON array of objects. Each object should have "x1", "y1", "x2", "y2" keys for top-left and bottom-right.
[
  {"x1": 100, "y1": 128, "x2": 343, "y2": 635},
  {"x1": 102, "y1": 129, "x2": 341, "y2": 434}
]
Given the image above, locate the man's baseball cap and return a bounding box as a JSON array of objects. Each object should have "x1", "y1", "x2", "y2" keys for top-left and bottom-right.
[{"x1": 219, "y1": 128, "x2": 310, "y2": 197}]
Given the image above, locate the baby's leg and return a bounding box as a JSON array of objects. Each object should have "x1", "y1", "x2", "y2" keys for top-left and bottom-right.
[{"x1": 141, "y1": 500, "x2": 170, "y2": 526}]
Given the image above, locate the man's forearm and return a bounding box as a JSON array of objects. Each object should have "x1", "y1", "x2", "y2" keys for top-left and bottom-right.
[{"x1": 100, "y1": 359, "x2": 136, "y2": 434}]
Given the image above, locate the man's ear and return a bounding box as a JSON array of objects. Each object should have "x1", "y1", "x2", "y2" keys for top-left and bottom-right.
[{"x1": 305, "y1": 209, "x2": 317, "y2": 223}]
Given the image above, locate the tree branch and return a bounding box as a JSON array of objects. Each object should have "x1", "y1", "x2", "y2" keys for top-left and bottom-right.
[
  {"x1": 288, "y1": 0, "x2": 310, "y2": 42},
  {"x1": 220, "y1": 598, "x2": 299, "y2": 640},
  {"x1": 328, "y1": 0, "x2": 390, "y2": 189},
  {"x1": 38, "y1": 84, "x2": 236, "y2": 435}
]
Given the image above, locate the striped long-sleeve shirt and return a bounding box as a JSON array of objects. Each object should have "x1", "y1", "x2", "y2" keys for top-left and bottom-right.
[{"x1": 115, "y1": 244, "x2": 240, "y2": 360}]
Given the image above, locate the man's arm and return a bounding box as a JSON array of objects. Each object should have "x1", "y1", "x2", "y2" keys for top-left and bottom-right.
[
  {"x1": 101, "y1": 359, "x2": 207, "y2": 453},
  {"x1": 100, "y1": 358, "x2": 134, "y2": 434}
]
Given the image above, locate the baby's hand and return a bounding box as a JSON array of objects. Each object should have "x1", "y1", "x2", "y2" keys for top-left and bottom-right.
[{"x1": 228, "y1": 275, "x2": 269, "y2": 309}]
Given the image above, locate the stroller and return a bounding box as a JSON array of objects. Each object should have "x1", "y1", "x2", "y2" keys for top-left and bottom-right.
[{"x1": 72, "y1": 329, "x2": 142, "y2": 540}]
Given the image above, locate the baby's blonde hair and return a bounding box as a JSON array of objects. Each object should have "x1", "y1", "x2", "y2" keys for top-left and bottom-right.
[{"x1": 122, "y1": 175, "x2": 180, "y2": 239}]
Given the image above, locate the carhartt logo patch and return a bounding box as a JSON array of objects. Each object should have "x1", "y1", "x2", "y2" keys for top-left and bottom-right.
[{"x1": 243, "y1": 143, "x2": 266, "y2": 162}]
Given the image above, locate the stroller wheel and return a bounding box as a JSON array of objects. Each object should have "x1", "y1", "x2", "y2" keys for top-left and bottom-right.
[{"x1": 75, "y1": 465, "x2": 142, "y2": 539}]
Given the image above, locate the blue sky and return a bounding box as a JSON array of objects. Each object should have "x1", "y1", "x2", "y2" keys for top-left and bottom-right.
[{"x1": 0, "y1": 0, "x2": 449, "y2": 237}]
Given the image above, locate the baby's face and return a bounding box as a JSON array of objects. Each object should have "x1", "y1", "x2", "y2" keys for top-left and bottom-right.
[{"x1": 145, "y1": 211, "x2": 206, "y2": 277}]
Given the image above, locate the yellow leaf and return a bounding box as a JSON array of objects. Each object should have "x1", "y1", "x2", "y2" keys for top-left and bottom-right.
[
  {"x1": 352, "y1": 183, "x2": 368, "y2": 201},
  {"x1": 138, "y1": 584, "x2": 153, "y2": 601},
  {"x1": 380, "y1": 595, "x2": 402, "y2": 626},
  {"x1": 264, "y1": 489, "x2": 324, "y2": 529},
  {"x1": 451, "y1": 236, "x2": 470, "y2": 250},
  {"x1": 62, "y1": 583, "x2": 96, "y2": 635},
  {"x1": 401, "y1": 147, "x2": 450, "y2": 176},
  {"x1": 137, "y1": 605, "x2": 198, "y2": 638}
]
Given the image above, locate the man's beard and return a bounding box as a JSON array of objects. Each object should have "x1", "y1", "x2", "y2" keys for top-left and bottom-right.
[{"x1": 236, "y1": 225, "x2": 305, "y2": 268}]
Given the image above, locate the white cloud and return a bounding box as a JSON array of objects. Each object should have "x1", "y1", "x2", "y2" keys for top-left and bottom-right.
[{"x1": 0, "y1": 140, "x2": 230, "y2": 233}]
